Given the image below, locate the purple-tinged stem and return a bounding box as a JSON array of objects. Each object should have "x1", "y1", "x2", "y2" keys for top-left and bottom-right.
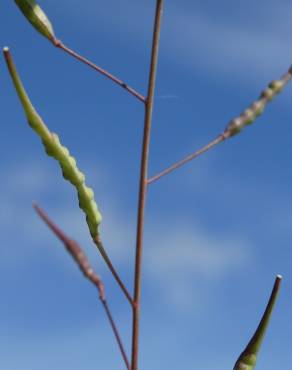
[
  {"x1": 53, "y1": 39, "x2": 145, "y2": 103},
  {"x1": 33, "y1": 204, "x2": 130, "y2": 370}
]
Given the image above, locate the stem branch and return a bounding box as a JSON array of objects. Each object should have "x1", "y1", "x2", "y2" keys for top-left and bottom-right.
[
  {"x1": 94, "y1": 236, "x2": 134, "y2": 306},
  {"x1": 53, "y1": 40, "x2": 145, "y2": 103},
  {"x1": 148, "y1": 64, "x2": 292, "y2": 185},
  {"x1": 148, "y1": 133, "x2": 229, "y2": 184},
  {"x1": 33, "y1": 204, "x2": 130, "y2": 370}
]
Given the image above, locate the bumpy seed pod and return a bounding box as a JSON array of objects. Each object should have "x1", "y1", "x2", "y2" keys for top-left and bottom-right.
[
  {"x1": 233, "y1": 275, "x2": 282, "y2": 370},
  {"x1": 15, "y1": 0, "x2": 55, "y2": 42},
  {"x1": 225, "y1": 69, "x2": 292, "y2": 137},
  {"x1": 3, "y1": 47, "x2": 102, "y2": 237}
]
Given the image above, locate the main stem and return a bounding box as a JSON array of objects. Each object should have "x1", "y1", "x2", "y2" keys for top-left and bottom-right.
[{"x1": 131, "y1": 1, "x2": 164, "y2": 370}]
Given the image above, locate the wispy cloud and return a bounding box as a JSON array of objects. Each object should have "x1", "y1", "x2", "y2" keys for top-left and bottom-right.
[
  {"x1": 53, "y1": 0, "x2": 292, "y2": 86},
  {"x1": 1, "y1": 157, "x2": 254, "y2": 311},
  {"x1": 163, "y1": 2, "x2": 292, "y2": 81},
  {"x1": 144, "y1": 222, "x2": 252, "y2": 311}
]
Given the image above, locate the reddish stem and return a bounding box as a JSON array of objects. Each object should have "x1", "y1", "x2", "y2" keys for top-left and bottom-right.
[
  {"x1": 148, "y1": 133, "x2": 229, "y2": 184},
  {"x1": 102, "y1": 300, "x2": 130, "y2": 370},
  {"x1": 53, "y1": 39, "x2": 145, "y2": 103},
  {"x1": 33, "y1": 204, "x2": 130, "y2": 370},
  {"x1": 131, "y1": 1, "x2": 164, "y2": 370},
  {"x1": 94, "y1": 235, "x2": 134, "y2": 306}
]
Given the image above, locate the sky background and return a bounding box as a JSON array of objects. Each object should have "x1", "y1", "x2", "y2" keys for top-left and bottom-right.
[{"x1": 1, "y1": 1, "x2": 292, "y2": 369}]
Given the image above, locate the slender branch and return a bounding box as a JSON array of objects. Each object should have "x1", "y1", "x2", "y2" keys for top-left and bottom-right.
[
  {"x1": 148, "y1": 133, "x2": 229, "y2": 184},
  {"x1": 33, "y1": 204, "x2": 130, "y2": 370},
  {"x1": 148, "y1": 65, "x2": 292, "y2": 184},
  {"x1": 93, "y1": 235, "x2": 133, "y2": 306},
  {"x1": 131, "y1": 1, "x2": 164, "y2": 370},
  {"x1": 102, "y1": 300, "x2": 130, "y2": 370},
  {"x1": 52, "y1": 39, "x2": 145, "y2": 103}
]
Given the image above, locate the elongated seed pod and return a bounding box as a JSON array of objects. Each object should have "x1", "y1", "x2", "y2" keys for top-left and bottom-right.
[
  {"x1": 225, "y1": 68, "x2": 292, "y2": 137},
  {"x1": 15, "y1": 0, "x2": 55, "y2": 42},
  {"x1": 3, "y1": 47, "x2": 102, "y2": 237},
  {"x1": 233, "y1": 275, "x2": 282, "y2": 370}
]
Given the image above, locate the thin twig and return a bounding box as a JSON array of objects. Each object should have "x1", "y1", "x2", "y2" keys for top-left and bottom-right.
[
  {"x1": 52, "y1": 39, "x2": 145, "y2": 103},
  {"x1": 148, "y1": 65, "x2": 292, "y2": 184},
  {"x1": 93, "y1": 235, "x2": 134, "y2": 306},
  {"x1": 33, "y1": 204, "x2": 130, "y2": 370},
  {"x1": 131, "y1": 1, "x2": 164, "y2": 370},
  {"x1": 148, "y1": 133, "x2": 229, "y2": 184},
  {"x1": 102, "y1": 300, "x2": 130, "y2": 370}
]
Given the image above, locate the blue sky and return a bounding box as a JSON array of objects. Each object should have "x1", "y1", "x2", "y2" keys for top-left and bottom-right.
[{"x1": 1, "y1": 1, "x2": 292, "y2": 369}]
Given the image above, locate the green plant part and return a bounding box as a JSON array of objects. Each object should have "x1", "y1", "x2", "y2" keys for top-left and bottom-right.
[
  {"x1": 225, "y1": 67, "x2": 292, "y2": 136},
  {"x1": 233, "y1": 275, "x2": 282, "y2": 370},
  {"x1": 15, "y1": 0, "x2": 55, "y2": 43},
  {"x1": 3, "y1": 47, "x2": 102, "y2": 238}
]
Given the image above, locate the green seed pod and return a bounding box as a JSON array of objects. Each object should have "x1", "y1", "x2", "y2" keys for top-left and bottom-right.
[
  {"x1": 15, "y1": 0, "x2": 55, "y2": 42},
  {"x1": 3, "y1": 47, "x2": 102, "y2": 237},
  {"x1": 241, "y1": 108, "x2": 255, "y2": 125},
  {"x1": 224, "y1": 68, "x2": 292, "y2": 138},
  {"x1": 260, "y1": 87, "x2": 274, "y2": 101},
  {"x1": 268, "y1": 80, "x2": 285, "y2": 94},
  {"x1": 233, "y1": 276, "x2": 282, "y2": 370},
  {"x1": 250, "y1": 101, "x2": 264, "y2": 118},
  {"x1": 225, "y1": 117, "x2": 245, "y2": 136}
]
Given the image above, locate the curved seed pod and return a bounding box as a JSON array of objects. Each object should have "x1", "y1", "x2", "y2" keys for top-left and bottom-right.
[
  {"x1": 3, "y1": 47, "x2": 102, "y2": 237},
  {"x1": 233, "y1": 275, "x2": 282, "y2": 370},
  {"x1": 225, "y1": 68, "x2": 292, "y2": 137},
  {"x1": 15, "y1": 0, "x2": 55, "y2": 43}
]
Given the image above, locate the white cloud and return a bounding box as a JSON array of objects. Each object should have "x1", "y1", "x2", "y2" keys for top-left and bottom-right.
[{"x1": 144, "y1": 222, "x2": 252, "y2": 311}]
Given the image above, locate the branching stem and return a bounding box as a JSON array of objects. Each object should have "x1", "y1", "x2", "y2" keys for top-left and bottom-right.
[
  {"x1": 131, "y1": 1, "x2": 164, "y2": 370},
  {"x1": 148, "y1": 65, "x2": 292, "y2": 184}
]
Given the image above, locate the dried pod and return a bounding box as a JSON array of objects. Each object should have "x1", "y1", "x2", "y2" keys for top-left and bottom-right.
[
  {"x1": 3, "y1": 48, "x2": 102, "y2": 237},
  {"x1": 15, "y1": 0, "x2": 55, "y2": 42}
]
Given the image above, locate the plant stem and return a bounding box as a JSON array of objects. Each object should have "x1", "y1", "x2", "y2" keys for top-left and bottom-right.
[
  {"x1": 131, "y1": 1, "x2": 164, "y2": 369},
  {"x1": 148, "y1": 64, "x2": 292, "y2": 185},
  {"x1": 94, "y1": 236, "x2": 133, "y2": 306},
  {"x1": 33, "y1": 204, "x2": 130, "y2": 370},
  {"x1": 53, "y1": 40, "x2": 145, "y2": 103},
  {"x1": 148, "y1": 133, "x2": 229, "y2": 184},
  {"x1": 102, "y1": 300, "x2": 130, "y2": 370}
]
